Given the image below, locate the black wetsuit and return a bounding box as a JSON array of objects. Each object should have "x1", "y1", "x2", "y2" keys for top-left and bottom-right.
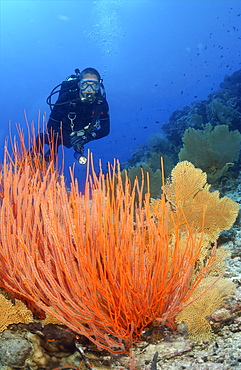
[{"x1": 47, "y1": 90, "x2": 110, "y2": 150}]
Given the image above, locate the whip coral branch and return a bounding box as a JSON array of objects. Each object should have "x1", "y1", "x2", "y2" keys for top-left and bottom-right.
[{"x1": 0, "y1": 125, "x2": 217, "y2": 353}]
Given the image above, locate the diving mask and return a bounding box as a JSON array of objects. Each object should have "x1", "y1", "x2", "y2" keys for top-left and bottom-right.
[{"x1": 79, "y1": 79, "x2": 100, "y2": 93}]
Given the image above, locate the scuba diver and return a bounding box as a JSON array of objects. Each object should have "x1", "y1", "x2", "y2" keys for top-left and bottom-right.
[{"x1": 43, "y1": 67, "x2": 110, "y2": 164}]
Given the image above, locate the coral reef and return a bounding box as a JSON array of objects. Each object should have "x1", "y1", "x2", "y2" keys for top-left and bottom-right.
[
  {"x1": 0, "y1": 66, "x2": 241, "y2": 365},
  {"x1": 124, "y1": 69, "x2": 241, "y2": 185},
  {"x1": 121, "y1": 162, "x2": 163, "y2": 198},
  {"x1": 162, "y1": 68, "x2": 241, "y2": 157},
  {"x1": 0, "y1": 128, "x2": 238, "y2": 356},
  {"x1": 122, "y1": 133, "x2": 174, "y2": 175},
  {"x1": 178, "y1": 124, "x2": 241, "y2": 183},
  {"x1": 0, "y1": 150, "x2": 211, "y2": 353}
]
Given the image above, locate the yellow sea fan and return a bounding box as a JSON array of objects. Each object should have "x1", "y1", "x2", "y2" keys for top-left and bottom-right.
[
  {"x1": 163, "y1": 161, "x2": 239, "y2": 242},
  {"x1": 0, "y1": 294, "x2": 33, "y2": 332},
  {"x1": 178, "y1": 124, "x2": 241, "y2": 182},
  {"x1": 176, "y1": 277, "x2": 236, "y2": 341}
]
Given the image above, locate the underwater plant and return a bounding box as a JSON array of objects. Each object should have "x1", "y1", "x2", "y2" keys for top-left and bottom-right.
[{"x1": 0, "y1": 127, "x2": 238, "y2": 354}]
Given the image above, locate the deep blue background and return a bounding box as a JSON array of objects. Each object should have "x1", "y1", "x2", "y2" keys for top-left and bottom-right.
[{"x1": 1, "y1": 0, "x2": 241, "y2": 184}]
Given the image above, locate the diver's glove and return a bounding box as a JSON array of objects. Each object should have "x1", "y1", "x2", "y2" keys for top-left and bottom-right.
[
  {"x1": 73, "y1": 142, "x2": 84, "y2": 155},
  {"x1": 70, "y1": 130, "x2": 96, "y2": 146},
  {"x1": 69, "y1": 133, "x2": 85, "y2": 147}
]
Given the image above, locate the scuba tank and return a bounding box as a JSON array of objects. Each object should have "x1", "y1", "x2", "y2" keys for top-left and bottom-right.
[{"x1": 46, "y1": 68, "x2": 81, "y2": 111}]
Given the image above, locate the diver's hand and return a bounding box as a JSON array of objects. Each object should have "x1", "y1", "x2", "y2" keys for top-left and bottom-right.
[
  {"x1": 73, "y1": 143, "x2": 84, "y2": 154},
  {"x1": 69, "y1": 133, "x2": 85, "y2": 147},
  {"x1": 69, "y1": 130, "x2": 96, "y2": 147},
  {"x1": 69, "y1": 133, "x2": 85, "y2": 154},
  {"x1": 69, "y1": 134, "x2": 85, "y2": 155}
]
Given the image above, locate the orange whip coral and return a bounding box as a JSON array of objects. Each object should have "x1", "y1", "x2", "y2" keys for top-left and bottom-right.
[{"x1": 0, "y1": 124, "x2": 215, "y2": 354}]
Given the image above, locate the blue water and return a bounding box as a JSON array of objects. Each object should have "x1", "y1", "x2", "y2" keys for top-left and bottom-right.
[{"x1": 1, "y1": 0, "x2": 241, "y2": 184}]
